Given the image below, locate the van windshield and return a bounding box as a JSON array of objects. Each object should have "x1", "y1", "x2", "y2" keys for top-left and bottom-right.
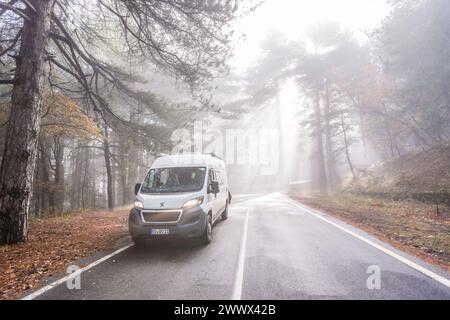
[{"x1": 140, "y1": 167, "x2": 206, "y2": 194}]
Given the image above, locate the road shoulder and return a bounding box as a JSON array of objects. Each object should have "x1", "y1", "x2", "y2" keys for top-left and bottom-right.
[
  {"x1": 0, "y1": 209, "x2": 130, "y2": 300},
  {"x1": 289, "y1": 192, "x2": 450, "y2": 273}
]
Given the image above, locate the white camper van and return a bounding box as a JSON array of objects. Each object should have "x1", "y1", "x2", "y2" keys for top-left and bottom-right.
[{"x1": 129, "y1": 153, "x2": 231, "y2": 246}]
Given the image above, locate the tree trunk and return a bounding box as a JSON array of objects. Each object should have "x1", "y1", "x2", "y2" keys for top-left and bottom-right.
[
  {"x1": 32, "y1": 150, "x2": 42, "y2": 218},
  {"x1": 103, "y1": 129, "x2": 114, "y2": 211},
  {"x1": 70, "y1": 145, "x2": 82, "y2": 210},
  {"x1": 382, "y1": 103, "x2": 401, "y2": 158},
  {"x1": 357, "y1": 105, "x2": 368, "y2": 159},
  {"x1": 341, "y1": 115, "x2": 356, "y2": 179},
  {"x1": 127, "y1": 145, "x2": 138, "y2": 203},
  {"x1": 119, "y1": 140, "x2": 132, "y2": 206},
  {"x1": 53, "y1": 137, "x2": 65, "y2": 214},
  {"x1": 92, "y1": 164, "x2": 97, "y2": 209},
  {"x1": 312, "y1": 88, "x2": 328, "y2": 192},
  {"x1": 0, "y1": 0, "x2": 55, "y2": 244},
  {"x1": 103, "y1": 166, "x2": 107, "y2": 208},
  {"x1": 39, "y1": 139, "x2": 51, "y2": 214},
  {"x1": 81, "y1": 153, "x2": 89, "y2": 210},
  {"x1": 275, "y1": 82, "x2": 288, "y2": 190},
  {"x1": 323, "y1": 83, "x2": 338, "y2": 187}
]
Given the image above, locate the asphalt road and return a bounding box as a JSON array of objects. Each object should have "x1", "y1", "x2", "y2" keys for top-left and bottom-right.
[{"x1": 31, "y1": 193, "x2": 450, "y2": 300}]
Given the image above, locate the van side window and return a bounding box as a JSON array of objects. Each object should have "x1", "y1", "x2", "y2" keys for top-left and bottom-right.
[
  {"x1": 215, "y1": 170, "x2": 223, "y2": 185},
  {"x1": 214, "y1": 170, "x2": 218, "y2": 183},
  {"x1": 209, "y1": 169, "x2": 215, "y2": 183}
]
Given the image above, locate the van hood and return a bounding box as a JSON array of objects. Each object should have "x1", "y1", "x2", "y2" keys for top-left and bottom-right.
[{"x1": 136, "y1": 192, "x2": 203, "y2": 210}]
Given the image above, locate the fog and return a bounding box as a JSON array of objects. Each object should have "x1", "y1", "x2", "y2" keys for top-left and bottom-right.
[
  {"x1": 134, "y1": 0, "x2": 393, "y2": 195},
  {"x1": 3, "y1": 0, "x2": 450, "y2": 302},
  {"x1": 1, "y1": 0, "x2": 449, "y2": 216}
]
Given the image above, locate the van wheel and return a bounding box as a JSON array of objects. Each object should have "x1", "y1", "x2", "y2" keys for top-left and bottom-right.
[
  {"x1": 132, "y1": 235, "x2": 146, "y2": 247},
  {"x1": 200, "y1": 214, "x2": 212, "y2": 245},
  {"x1": 221, "y1": 203, "x2": 228, "y2": 221}
]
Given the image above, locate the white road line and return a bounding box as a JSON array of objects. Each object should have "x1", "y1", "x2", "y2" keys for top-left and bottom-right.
[
  {"x1": 289, "y1": 200, "x2": 450, "y2": 289},
  {"x1": 22, "y1": 244, "x2": 134, "y2": 300},
  {"x1": 232, "y1": 208, "x2": 250, "y2": 300}
]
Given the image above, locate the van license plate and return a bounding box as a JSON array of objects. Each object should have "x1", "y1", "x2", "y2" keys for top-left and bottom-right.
[{"x1": 151, "y1": 229, "x2": 170, "y2": 235}]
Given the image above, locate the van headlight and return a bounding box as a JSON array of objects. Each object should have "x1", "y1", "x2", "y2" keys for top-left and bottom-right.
[
  {"x1": 182, "y1": 196, "x2": 204, "y2": 209},
  {"x1": 134, "y1": 200, "x2": 144, "y2": 209}
]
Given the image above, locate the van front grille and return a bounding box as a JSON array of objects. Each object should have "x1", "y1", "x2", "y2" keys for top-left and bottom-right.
[{"x1": 141, "y1": 210, "x2": 181, "y2": 224}]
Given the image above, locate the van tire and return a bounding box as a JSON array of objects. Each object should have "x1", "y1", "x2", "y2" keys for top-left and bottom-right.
[
  {"x1": 200, "y1": 214, "x2": 212, "y2": 245},
  {"x1": 221, "y1": 203, "x2": 228, "y2": 221},
  {"x1": 132, "y1": 235, "x2": 146, "y2": 247}
]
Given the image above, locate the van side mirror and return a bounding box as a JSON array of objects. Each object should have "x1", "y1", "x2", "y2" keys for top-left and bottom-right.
[
  {"x1": 210, "y1": 181, "x2": 220, "y2": 194},
  {"x1": 134, "y1": 183, "x2": 141, "y2": 195}
]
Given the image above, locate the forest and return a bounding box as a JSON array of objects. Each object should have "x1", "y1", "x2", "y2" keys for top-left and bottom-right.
[{"x1": 0, "y1": 0, "x2": 449, "y2": 246}]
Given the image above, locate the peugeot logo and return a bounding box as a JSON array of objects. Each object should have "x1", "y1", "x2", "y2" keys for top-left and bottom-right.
[{"x1": 160, "y1": 202, "x2": 165, "y2": 208}]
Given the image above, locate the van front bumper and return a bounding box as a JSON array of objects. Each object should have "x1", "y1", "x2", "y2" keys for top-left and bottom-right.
[{"x1": 128, "y1": 206, "x2": 207, "y2": 240}]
